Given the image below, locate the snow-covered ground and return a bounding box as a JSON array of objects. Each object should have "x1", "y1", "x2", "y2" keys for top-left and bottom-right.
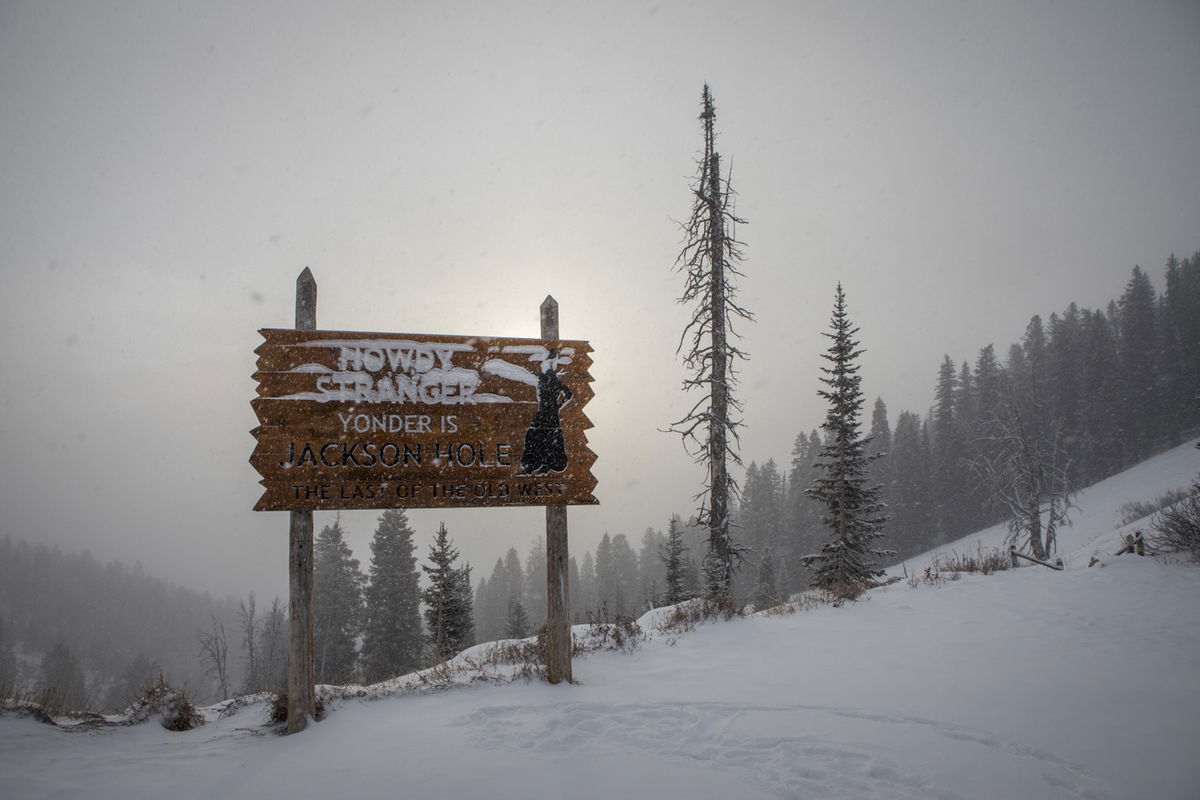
[{"x1": 3, "y1": 441, "x2": 1198, "y2": 799}]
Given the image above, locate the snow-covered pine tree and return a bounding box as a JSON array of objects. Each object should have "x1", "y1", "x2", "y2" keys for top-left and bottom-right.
[
  {"x1": 421, "y1": 523, "x2": 474, "y2": 662},
  {"x1": 888, "y1": 410, "x2": 934, "y2": 557},
  {"x1": 477, "y1": 558, "x2": 510, "y2": 643},
  {"x1": 785, "y1": 430, "x2": 824, "y2": 591},
  {"x1": 313, "y1": 520, "x2": 364, "y2": 685},
  {"x1": 594, "y1": 533, "x2": 614, "y2": 613},
  {"x1": 737, "y1": 458, "x2": 783, "y2": 602},
  {"x1": 360, "y1": 510, "x2": 423, "y2": 683},
  {"x1": 637, "y1": 527, "x2": 667, "y2": 613},
  {"x1": 752, "y1": 545, "x2": 778, "y2": 610},
  {"x1": 610, "y1": 534, "x2": 639, "y2": 618},
  {"x1": 576, "y1": 551, "x2": 598, "y2": 619},
  {"x1": 502, "y1": 547, "x2": 524, "y2": 613},
  {"x1": 659, "y1": 515, "x2": 690, "y2": 606},
  {"x1": 505, "y1": 597, "x2": 531, "y2": 639},
  {"x1": 668, "y1": 84, "x2": 753, "y2": 600},
  {"x1": 803, "y1": 284, "x2": 891, "y2": 597},
  {"x1": 455, "y1": 562, "x2": 475, "y2": 649},
  {"x1": 523, "y1": 539, "x2": 547, "y2": 623}
]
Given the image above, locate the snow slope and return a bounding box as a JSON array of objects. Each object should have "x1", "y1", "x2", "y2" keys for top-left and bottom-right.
[
  {"x1": 894, "y1": 436, "x2": 1200, "y2": 573},
  {"x1": 2, "y1": 441, "x2": 1198, "y2": 799}
]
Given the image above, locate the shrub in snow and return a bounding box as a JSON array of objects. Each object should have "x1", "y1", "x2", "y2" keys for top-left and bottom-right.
[
  {"x1": 1151, "y1": 483, "x2": 1200, "y2": 562},
  {"x1": 932, "y1": 545, "x2": 1012, "y2": 575},
  {"x1": 125, "y1": 676, "x2": 204, "y2": 731},
  {"x1": 159, "y1": 688, "x2": 204, "y2": 731},
  {"x1": 654, "y1": 596, "x2": 743, "y2": 634}
]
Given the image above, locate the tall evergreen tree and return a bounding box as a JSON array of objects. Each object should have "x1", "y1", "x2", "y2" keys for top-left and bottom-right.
[
  {"x1": 502, "y1": 547, "x2": 525, "y2": 613},
  {"x1": 360, "y1": 510, "x2": 423, "y2": 683},
  {"x1": 421, "y1": 524, "x2": 474, "y2": 662},
  {"x1": 609, "y1": 534, "x2": 639, "y2": 618},
  {"x1": 785, "y1": 429, "x2": 825, "y2": 592},
  {"x1": 313, "y1": 520, "x2": 364, "y2": 685},
  {"x1": 594, "y1": 533, "x2": 614, "y2": 613},
  {"x1": 668, "y1": 84, "x2": 753, "y2": 599},
  {"x1": 524, "y1": 539, "x2": 548, "y2": 624},
  {"x1": 1162, "y1": 253, "x2": 1200, "y2": 435},
  {"x1": 567, "y1": 557, "x2": 584, "y2": 624},
  {"x1": 659, "y1": 515, "x2": 690, "y2": 606},
  {"x1": 575, "y1": 551, "x2": 597, "y2": 619},
  {"x1": 930, "y1": 354, "x2": 969, "y2": 542},
  {"x1": 803, "y1": 284, "x2": 891, "y2": 594},
  {"x1": 475, "y1": 560, "x2": 508, "y2": 643},
  {"x1": 888, "y1": 410, "x2": 934, "y2": 557},
  {"x1": 867, "y1": 398, "x2": 894, "y2": 522},
  {"x1": 1047, "y1": 305, "x2": 1085, "y2": 466},
  {"x1": 1116, "y1": 266, "x2": 1159, "y2": 461},
  {"x1": 637, "y1": 527, "x2": 667, "y2": 612},
  {"x1": 752, "y1": 546, "x2": 779, "y2": 611},
  {"x1": 1078, "y1": 309, "x2": 1123, "y2": 481},
  {"x1": 737, "y1": 458, "x2": 783, "y2": 602},
  {"x1": 504, "y1": 597, "x2": 531, "y2": 639}
]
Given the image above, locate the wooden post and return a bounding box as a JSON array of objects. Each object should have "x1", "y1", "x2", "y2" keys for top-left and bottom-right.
[
  {"x1": 542, "y1": 295, "x2": 573, "y2": 684},
  {"x1": 287, "y1": 267, "x2": 317, "y2": 733}
]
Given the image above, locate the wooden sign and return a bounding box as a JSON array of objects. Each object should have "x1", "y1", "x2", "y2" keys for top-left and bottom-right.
[{"x1": 250, "y1": 329, "x2": 596, "y2": 511}]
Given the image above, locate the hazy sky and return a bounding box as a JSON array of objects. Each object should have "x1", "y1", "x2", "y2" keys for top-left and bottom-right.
[{"x1": 1, "y1": 0, "x2": 1197, "y2": 600}]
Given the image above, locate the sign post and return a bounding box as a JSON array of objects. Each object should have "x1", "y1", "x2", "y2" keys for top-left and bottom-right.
[
  {"x1": 288, "y1": 267, "x2": 317, "y2": 734},
  {"x1": 253, "y1": 275, "x2": 594, "y2": 730},
  {"x1": 541, "y1": 296, "x2": 571, "y2": 684}
]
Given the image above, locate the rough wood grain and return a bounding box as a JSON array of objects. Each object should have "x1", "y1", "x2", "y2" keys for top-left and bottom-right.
[
  {"x1": 288, "y1": 267, "x2": 316, "y2": 734},
  {"x1": 542, "y1": 296, "x2": 572, "y2": 685}
]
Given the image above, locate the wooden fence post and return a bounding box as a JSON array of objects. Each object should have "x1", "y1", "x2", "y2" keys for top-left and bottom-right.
[
  {"x1": 542, "y1": 295, "x2": 573, "y2": 684},
  {"x1": 288, "y1": 267, "x2": 317, "y2": 733}
]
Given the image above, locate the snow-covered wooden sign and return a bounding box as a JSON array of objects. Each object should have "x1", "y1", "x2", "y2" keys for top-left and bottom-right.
[{"x1": 251, "y1": 329, "x2": 596, "y2": 510}]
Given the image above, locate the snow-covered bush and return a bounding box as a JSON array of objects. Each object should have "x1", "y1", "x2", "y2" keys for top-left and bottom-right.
[
  {"x1": 932, "y1": 545, "x2": 1012, "y2": 575},
  {"x1": 1151, "y1": 483, "x2": 1200, "y2": 562},
  {"x1": 125, "y1": 676, "x2": 204, "y2": 731},
  {"x1": 653, "y1": 596, "x2": 743, "y2": 633}
]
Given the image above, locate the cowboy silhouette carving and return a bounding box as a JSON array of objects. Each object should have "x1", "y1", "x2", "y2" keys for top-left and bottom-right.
[{"x1": 519, "y1": 349, "x2": 574, "y2": 475}]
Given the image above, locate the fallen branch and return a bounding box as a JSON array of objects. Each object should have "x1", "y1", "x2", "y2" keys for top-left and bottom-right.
[{"x1": 1011, "y1": 549, "x2": 1064, "y2": 570}]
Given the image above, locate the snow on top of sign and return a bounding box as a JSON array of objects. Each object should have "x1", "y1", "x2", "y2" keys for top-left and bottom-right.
[
  {"x1": 481, "y1": 358, "x2": 539, "y2": 387},
  {"x1": 295, "y1": 338, "x2": 478, "y2": 353}
]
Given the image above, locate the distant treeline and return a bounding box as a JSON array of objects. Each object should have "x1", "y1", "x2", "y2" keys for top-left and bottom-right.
[{"x1": 0, "y1": 536, "x2": 244, "y2": 709}]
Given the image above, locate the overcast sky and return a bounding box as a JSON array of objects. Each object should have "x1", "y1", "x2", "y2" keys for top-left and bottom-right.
[{"x1": 1, "y1": 0, "x2": 1197, "y2": 600}]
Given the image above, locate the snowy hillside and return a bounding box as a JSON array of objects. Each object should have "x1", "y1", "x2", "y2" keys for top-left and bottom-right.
[{"x1": 2, "y1": 441, "x2": 1198, "y2": 799}]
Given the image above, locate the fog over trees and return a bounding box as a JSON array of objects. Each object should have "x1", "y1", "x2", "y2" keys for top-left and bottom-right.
[{"x1": 1, "y1": 253, "x2": 1196, "y2": 710}]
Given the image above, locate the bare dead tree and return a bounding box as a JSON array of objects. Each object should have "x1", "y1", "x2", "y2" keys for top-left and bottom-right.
[
  {"x1": 237, "y1": 594, "x2": 260, "y2": 693},
  {"x1": 969, "y1": 369, "x2": 1075, "y2": 560},
  {"x1": 668, "y1": 85, "x2": 753, "y2": 598},
  {"x1": 196, "y1": 616, "x2": 231, "y2": 701}
]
